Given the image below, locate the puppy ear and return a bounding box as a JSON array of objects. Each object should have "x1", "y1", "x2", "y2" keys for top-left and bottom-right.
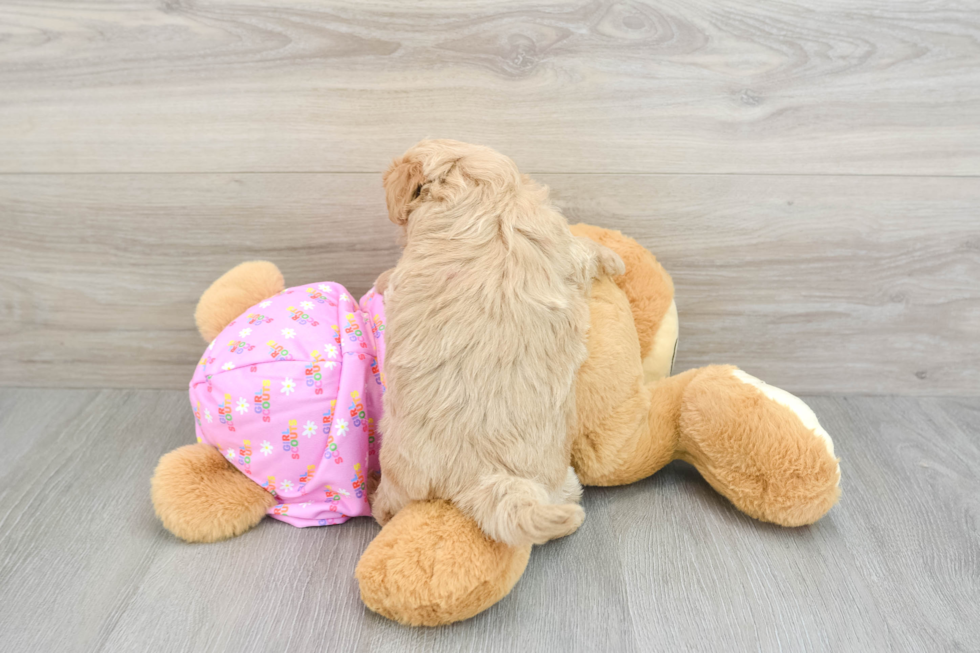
[{"x1": 383, "y1": 157, "x2": 426, "y2": 225}]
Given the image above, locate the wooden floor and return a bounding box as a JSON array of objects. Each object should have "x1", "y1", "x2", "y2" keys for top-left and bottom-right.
[{"x1": 0, "y1": 388, "x2": 977, "y2": 652}]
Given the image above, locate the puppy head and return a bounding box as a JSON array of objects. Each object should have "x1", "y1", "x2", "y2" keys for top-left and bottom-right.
[
  {"x1": 382, "y1": 154, "x2": 425, "y2": 226},
  {"x1": 382, "y1": 139, "x2": 522, "y2": 226}
]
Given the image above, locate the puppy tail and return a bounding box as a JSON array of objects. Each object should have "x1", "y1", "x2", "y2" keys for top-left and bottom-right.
[{"x1": 457, "y1": 473, "x2": 585, "y2": 547}]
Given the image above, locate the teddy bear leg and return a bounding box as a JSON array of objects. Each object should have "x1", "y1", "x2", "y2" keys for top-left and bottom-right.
[
  {"x1": 676, "y1": 366, "x2": 841, "y2": 526},
  {"x1": 151, "y1": 443, "x2": 277, "y2": 543},
  {"x1": 569, "y1": 223, "x2": 677, "y2": 383},
  {"x1": 355, "y1": 500, "x2": 532, "y2": 626},
  {"x1": 572, "y1": 360, "x2": 703, "y2": 487},
  {"x1": 195, "y1": 261, "x2": 285, "y2": 342},
  {"x1": 570, "y1": 275, "x2": 697, "y2": 486}
]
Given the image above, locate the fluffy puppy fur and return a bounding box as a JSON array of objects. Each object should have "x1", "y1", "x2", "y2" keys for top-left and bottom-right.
[{"x1": 372, "y1": 139, "x2": 623, "y2": 547}]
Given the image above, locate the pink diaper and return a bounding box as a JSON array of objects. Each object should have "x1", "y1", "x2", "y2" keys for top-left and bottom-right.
[{"x1": 189, "y1": 283, "x2": 387, "y2": 527}]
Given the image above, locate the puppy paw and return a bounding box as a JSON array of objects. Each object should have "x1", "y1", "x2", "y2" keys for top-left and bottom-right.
[
  {"x1": 373, "y1": 506, "x2": 396, "y2": 527},
  {"x1": 554, "y1": 466, "x2": 583, "y2": 504},
  {"x1": 538, "y1": 503, "x2": 585, "y2": 542},
  {"x1": 595, "y1": 245, "x2": 625, "y2": 277},
  {"x1": 577, "y1": 236, "x2": 625, "y2": 278},
  {"x1": 370, "y1": 476, "x2": 409, "y2": 527},
  {"x1": 374, "y1": 268, "x2": 394, "y2": 295}
]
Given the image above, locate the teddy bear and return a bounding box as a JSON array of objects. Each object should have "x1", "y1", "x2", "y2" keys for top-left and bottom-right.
[{"x1": 151, "y1": 223, "x2": 841, "y2": 626}]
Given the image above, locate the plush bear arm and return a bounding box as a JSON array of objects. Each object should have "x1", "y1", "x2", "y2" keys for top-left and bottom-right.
[
  {"x1": 195, "y1": 261, "x2": 285, "y2": 342},
  {"x1": 151, "y1": 443, "x2": 277, "y2": 543}
]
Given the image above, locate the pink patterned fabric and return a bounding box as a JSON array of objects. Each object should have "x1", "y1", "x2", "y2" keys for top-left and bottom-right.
[{"x1": 189, "y1": 283, "x2": 387, "y2": 527}]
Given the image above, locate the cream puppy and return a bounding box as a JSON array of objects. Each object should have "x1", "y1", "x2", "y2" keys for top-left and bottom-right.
[{"x1": 372, "y1": 139, "x2": 623, "y2": 547}]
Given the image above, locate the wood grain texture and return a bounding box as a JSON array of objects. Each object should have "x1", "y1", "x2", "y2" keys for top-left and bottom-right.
[
  {"x1": 0, "y1": 389, "x2": 977, "y2": 651},
  {"x1": 0, "y1": 173, "x2": 402, "y2": 390},
  {"x1": 1, "y1": 0, "x2": 979, "y2": 174},
  {"x1": 2, "y1": 1, "x2": 976, "y2": 649},
  {"x1": 1, "y1": 173, "x2": 977, "y2": 394},
  {"x1": 551, "y1": 174, "x2": 980, "y2": 396}
]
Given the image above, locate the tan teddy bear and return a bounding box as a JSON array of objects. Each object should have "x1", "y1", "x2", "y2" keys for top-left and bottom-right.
[{"x1": 152, "y1": 224, "x2": 840, "y2": 626}]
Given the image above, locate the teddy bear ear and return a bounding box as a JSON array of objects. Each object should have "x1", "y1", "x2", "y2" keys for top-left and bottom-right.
[{"x1": 382, "y1": 156, "x2": 426, "y2": 226}]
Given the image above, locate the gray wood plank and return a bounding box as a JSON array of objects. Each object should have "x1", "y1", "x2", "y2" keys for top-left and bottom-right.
[
  {"x1": 0, "y1": 389, "x2": 183, "y2": 652},
  {"x1": 0, "y1": 0, "x2": 978, "y2": 175},
  {"x1": 0, "y1": 173, "x2": 403, "y2": 391},
  {"x1": 552, "y1": 174, "x2": 980, "y2": 396},
  {"x1": 1, "y1": 390, "x2": 978, "y2": 652},
  {"x1": 1, "y1": 173, "x2": 977, "y2": 395}
]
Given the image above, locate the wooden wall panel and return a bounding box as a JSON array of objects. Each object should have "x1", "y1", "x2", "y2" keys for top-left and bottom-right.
[
  {"x1": 2, "y1": 173, "x2": 976, "y2": 394},
  {"x1": 0, "y1": 0, "x2": 978, "y2": 175}
]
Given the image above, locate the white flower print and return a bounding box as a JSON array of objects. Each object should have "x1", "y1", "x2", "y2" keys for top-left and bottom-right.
[
  {"x1": 208, "y1": 339, "x2": 215, "y2": 351},
  {"x1": 280, "y1": 479, "x2": 295, "y2": 492},
  {"x1": 303, "y1": 420, "x2": 317, "y2": 438},
  {"x1": 221, "y1": 362, "x2": 236, "y2": 371},
  {"x1": 324, "y1": 344, "x2": 338, "y2": 359},
  {"x1": 300, "y1": 501, "x2": 311, "y2": 508},
  {"x1": 281, "y1": 328, "x2": 296, "y2": 340},
  {"x1": 300, "y1": 301, "x2": 314, "y2": 310},
  {"x1": 317, "y1": 284, "x2": 332, "y2": 293},
  {"x1": 260, "y1": 440, "x2": 273, "y2": 456},
  {"x1": 280, "y1": 378, "x2": 296, "y2": 395},
  {"x1": 323, "y1": 362, "x2": 338, "y2": 370},
  {"x1": 204, "y1": 409, "x2": 213, "y2": 423},
  {"x1": 339, "y1": 293, "x2": 349, "y2": 302},
  {"x1": 259, "y1": 300, "x2": 272, "y2": 308},
  {"x1": 225, "y1": 447, "x2": 236, "y2": 460},
  {"x1": 235, "y1": 397, "x2": 248, "y2": 414},
  {"x1": 239, "y1": 327, "x2": 252, "y2": 337},
  {"x1": 335, "y1": 418, "x2": 349, "y2": 437}
]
